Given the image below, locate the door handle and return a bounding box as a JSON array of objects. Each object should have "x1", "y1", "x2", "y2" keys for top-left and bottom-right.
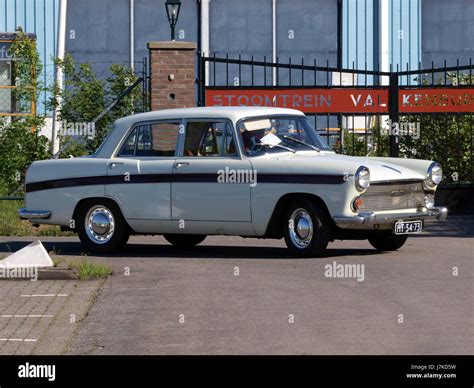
[
  {"x1": 175, "y1": 162, "x2": 189, "y2": 169},
  {"x1": 108, "y1": 162, "x2": 124, "y2": 169}
]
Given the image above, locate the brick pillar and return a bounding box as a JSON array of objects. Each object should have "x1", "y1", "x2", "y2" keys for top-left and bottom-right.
[{"x1": 147, "y1": 41, "x2": 197, "y2": 111}]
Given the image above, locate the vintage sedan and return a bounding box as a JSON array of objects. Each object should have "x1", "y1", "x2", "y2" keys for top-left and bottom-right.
[{"x1": 19, "y1": 107, "x2": 447, "y2": 256}]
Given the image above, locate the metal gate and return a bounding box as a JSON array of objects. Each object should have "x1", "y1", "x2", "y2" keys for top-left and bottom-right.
[{"x1": 197, "y1": 54, "x2": 473, "y2": 186}]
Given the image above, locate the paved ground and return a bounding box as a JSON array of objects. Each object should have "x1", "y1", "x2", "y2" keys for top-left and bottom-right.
[
  {"x1": 0, "y1": 217, "x2": 472, "y2": 355},
  {"x1": 0, "y1": 279, "x2": 103, "y2": 355}
]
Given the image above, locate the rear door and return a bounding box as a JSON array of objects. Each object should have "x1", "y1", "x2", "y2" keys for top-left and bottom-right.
[{"x1": 106, "y1": 120, "x2": 181, "y2": 220}]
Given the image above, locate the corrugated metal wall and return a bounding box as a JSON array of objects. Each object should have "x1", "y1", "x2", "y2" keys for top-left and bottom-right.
[
  {"x1": 343, "y1": 0, "x2": 376, "y2": 70},
  {"x1": 0, "y1": 0, "x2": 59, "y2": 114},
  {"x1": 388, "y1": 0, "x2": 421, "y2": 73},
  {"x1": 0, "y1": 0, "x2": 472, "y2": 111},
  {"x1": 421, "y1": 0, "x2": 474, "y2": 68},
  {"x1": 208, "y1": 0, "x2": 338, "y2": 86},
  {"x1": 343, "y1": 0, "x2": 421, "y2": 77}
]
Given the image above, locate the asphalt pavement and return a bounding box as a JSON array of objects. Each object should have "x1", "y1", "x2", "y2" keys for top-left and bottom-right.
[{"x1": 0, "y1": 217, "x2": 472, "y2": 354}]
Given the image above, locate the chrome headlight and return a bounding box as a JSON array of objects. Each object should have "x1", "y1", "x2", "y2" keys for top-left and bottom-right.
[
  {"x1": 425, "y1": 162, "x2": 442, "y2": 189},
  {"x1": 355, "y1": 166, "x2": 370, "y2": 191}
]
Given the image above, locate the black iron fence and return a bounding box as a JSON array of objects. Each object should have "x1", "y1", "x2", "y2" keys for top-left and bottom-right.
[
  {"x1": 135, "y1": 57, "x2": 151, "y2": 114},
  {"x1": 198, "y1": 54, "x2": 473, "y2": 186}
]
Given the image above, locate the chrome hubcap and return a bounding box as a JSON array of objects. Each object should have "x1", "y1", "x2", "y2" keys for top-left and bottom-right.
[
  {"x1": 288, "y1": 208, "x2": 314, "y2": 248},
  {"x1": 85, "y1": 206, "x2": 115, "y2": 244}
]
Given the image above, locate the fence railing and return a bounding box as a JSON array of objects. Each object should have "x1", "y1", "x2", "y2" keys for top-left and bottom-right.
[{"x1": 198, "y1": 54, "x2": 473, "y2": 186}]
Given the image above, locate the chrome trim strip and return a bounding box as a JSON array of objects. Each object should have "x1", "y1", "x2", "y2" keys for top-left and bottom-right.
[{"x1": 18, "y1": 208, "x2": 52, "y2": 220}]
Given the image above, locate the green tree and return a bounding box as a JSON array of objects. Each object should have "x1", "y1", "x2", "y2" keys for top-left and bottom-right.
[
  {"x1": 341, "y1": 72, "x2": 472, "y2": 185},
  {"x1": 0, "y1": 30, "x2": 50, "y2": 195},
  {"x1": 47, "y1": 55, "x2": 144, "y2": 157},
  {"x1": 340, "y1": 125, "x2": 390, "y2": 157},
  {"x1": 398, "y1": 73, "x2": 473, "y2": 184}
]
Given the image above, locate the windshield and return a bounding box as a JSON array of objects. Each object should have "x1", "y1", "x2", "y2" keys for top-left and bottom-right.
[{"x1": 237, "y1": 115, "x2": 330, "y2": 155}]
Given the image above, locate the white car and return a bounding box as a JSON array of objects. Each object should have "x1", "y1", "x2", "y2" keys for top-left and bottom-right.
[{"x1": 20, "y1": 107, "x2": 447, "y2": 256}]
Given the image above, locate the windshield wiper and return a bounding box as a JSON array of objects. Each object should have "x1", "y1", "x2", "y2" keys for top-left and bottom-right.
[{"x1": 282, "y1": 136, "x2": 320, "y2": 152}]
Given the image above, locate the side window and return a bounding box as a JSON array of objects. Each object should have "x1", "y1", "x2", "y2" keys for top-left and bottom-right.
[
  {"x1": 118, "y1": 127, "x2": 138, "y2": 156},
  {"x1": 135, "y1": 125, "x2": 152, "y2": 156},
  {"x1": 118, "y1": 121, "x2": 180, "y2": 157},
  {"x1": 183, "y1": 121, "x2": 236, "y2": 157},
  {"x1": 150, "y1": 122, "x2": 180, "y2": 156}
]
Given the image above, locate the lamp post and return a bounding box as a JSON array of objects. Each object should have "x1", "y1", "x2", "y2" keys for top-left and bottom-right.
[{"x1": 165, "y1": 0, "x2": 181, "y2": 41}]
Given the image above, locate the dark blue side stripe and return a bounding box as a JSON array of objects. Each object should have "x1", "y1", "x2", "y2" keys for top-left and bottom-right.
[{"x1": 25, "y1": 173, "x2": 346, "y2": 193}]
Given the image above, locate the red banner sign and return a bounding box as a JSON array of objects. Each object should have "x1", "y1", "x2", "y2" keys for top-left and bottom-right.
[
  {"x1": 206, "y1": 87, "x2": 474, "y2": 114},
  {"x1": 206, "y1": 88, "x2": 389, "y2": 113},
  {"x1": 399, "y1": 88, "x2": 474, "y2": 113}
]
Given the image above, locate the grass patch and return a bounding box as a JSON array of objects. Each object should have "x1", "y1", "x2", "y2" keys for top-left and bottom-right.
[
  {"x1": 67, "y1": 259, "x2": 112, "y2": 280},
  {"x1": 0, "y1": 199, "x2": 75, "y2": 237}
]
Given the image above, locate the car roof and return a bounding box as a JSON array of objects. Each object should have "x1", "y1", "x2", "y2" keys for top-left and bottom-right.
[
  {"x1": 95, "y1": 106, "x2": 305, "y2": 158},
  {"x1": 114, "y1": 106, "x2": 305, "y2": 126}
]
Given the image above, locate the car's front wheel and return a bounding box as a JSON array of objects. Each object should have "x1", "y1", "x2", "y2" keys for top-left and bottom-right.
[
  {"x1": 283, "y1": 198, "x2": 330, "y2": 257},
  {"x1": 368, "y1": 231, "x2": 408, "y2": 251},
  {"x1": 164, "y1": 234, "x2": 207, "y2": 248},
  {"x1": 76, "y1": 200, "x2": 130, "y2": 254}
]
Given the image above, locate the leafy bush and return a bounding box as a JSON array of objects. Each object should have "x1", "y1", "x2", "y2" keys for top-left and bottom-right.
[
  {"x1": 0, "y1": 31, "x2": 50, "y2": 195},
  {"x1": 340, "y1": 72, "x2": 472, "y2": 185},
  {"x1": 398, "y1": 73, "x2": 473, "y2": 184},
  {"x1": 47, "y1": 55, "x2": 145, "y2": 157}
]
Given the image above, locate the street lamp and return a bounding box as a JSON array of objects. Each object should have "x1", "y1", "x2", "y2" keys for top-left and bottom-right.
[{"x1": 165, "y1": 0, "x2": 181, "y2": 41}]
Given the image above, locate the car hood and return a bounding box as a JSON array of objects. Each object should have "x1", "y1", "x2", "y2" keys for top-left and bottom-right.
[{"x1": 250, "y1": 151, "x2": 426, "y2": 182}]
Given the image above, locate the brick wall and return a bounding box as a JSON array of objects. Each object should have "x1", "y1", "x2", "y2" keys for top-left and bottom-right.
[{"x1": 148, "y1": 41, "x2": 197, "y2": 111}]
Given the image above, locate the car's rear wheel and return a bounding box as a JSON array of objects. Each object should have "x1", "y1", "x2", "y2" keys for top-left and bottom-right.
[
  {"x1": 283, "y1": 198, "x2": 329, "y2": 257},
  {"x1": 76, "y1": 200, "x2": 130, "y2": 254},
  {"x1": 368, "y1": 232, "x2": 408, "y2": 251},
  {"x1": 164, "y1": 234, "x2": 207, "y2": 248}
]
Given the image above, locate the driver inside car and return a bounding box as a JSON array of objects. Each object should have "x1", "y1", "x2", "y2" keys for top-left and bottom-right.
[{"x1": 240, "y1": 127, "x2": 267, "y2": 153}]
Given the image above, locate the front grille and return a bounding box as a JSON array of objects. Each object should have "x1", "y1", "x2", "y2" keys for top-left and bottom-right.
[{"x1": 359, "y1": 181, "x2": 425, "y2": 211}]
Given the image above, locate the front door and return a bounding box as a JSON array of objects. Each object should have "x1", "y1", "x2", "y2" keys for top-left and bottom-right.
[{"x1": 171, "y1": 120, "x2": 252, "y2": 222}]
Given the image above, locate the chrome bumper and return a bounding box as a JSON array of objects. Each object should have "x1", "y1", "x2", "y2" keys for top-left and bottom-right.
[
  {"x1": 333, "y1": 206, "x2": 448, "y2": 229},
  {"x1": 19, "y1": 208, "x2": 51, "y2": 220}
]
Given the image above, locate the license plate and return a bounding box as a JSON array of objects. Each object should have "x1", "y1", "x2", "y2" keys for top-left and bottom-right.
[{"x1": 393, "y1": 220, "x2": 423, "y2": 234}]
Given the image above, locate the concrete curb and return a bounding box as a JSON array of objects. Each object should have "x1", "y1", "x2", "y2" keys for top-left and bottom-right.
[{"x1": 38, "y1": 268, "x2": 78, "y2": 280}]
